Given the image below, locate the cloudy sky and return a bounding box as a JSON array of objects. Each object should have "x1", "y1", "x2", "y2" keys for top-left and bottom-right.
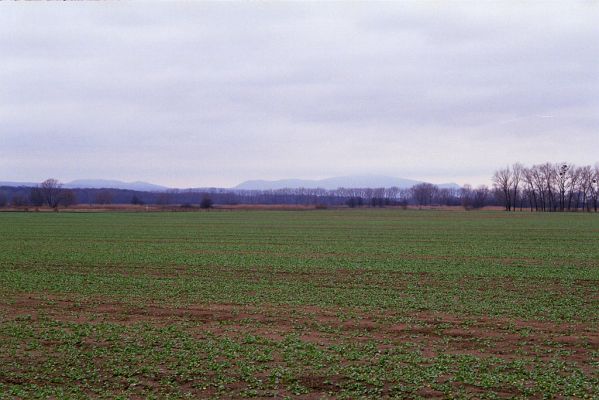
[{"x1": 1, "y1": 2, "x2": 598, "y2": 188}]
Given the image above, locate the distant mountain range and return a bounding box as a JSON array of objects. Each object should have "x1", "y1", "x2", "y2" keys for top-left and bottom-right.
[
  {"x1": 0, "y1": 181, "x2": 39, "y2": 188},
  {"x1": 64, "y1": 180, "x2": 169, "y2": 191},
  {"x1": 0, "y1": 179, "x2": 169, "y2": 192},
  {"x1": 234, "y1": 175, "x2": 460, "y2": 190},
  {"x1": 1, "y1": 175, "x2": 460, "y2": 191}
]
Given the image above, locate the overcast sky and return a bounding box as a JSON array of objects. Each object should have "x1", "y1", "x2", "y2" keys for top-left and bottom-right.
[{"x1": 1, "y1": 2, "x2": 598, "y2": 187}]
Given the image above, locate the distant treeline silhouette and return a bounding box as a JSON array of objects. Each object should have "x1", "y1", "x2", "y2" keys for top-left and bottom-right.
[
  {"x1": 1, "y1": 179, "x2": 487, "y2": 209},
  {"x1": 1, "y1": 163, "x2": 597, "y2": 211}
]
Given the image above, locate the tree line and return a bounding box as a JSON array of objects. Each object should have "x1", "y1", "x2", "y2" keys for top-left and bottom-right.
[
  {"x1": 5, "y1": 165, "x2": 596, "y2": 212},
  {"x1": 0, "y1": 179, "x2": 493, "y2": 209},
  {"x1": 493, "y1": 163, "x2": 599, "y2": 212}
]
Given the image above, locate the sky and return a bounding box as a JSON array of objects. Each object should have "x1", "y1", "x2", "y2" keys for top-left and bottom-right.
[{"x1": 1, "y1": 2, "x2": 598, "y2": 188}]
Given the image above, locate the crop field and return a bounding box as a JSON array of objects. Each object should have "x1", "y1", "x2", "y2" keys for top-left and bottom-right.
[{"x1": 0, "y1": 210, "x2": 597, "y2": 399}]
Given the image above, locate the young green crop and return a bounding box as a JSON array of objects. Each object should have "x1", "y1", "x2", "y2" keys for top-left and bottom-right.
[{"x1": 0, "y1": 210, "x2": 597, "y2": 398}]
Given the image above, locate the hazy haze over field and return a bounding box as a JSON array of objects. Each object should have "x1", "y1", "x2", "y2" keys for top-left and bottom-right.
[{"x1": 1, "y1": 2, "x2": 597, "y2": 187}]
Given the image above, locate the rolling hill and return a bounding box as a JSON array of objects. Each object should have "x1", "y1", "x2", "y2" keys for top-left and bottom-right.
[{"x1": 235, "y1": 175, "x2": 460, "y2": 190}]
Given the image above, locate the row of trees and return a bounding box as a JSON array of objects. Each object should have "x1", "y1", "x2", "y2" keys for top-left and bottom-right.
[
  {"x1": 29, "y1": 179, "x2": 77, "y2": 208},
  {"x1": 493, "y1": 163, "x2": 599, "y2": 212},
  {"x1": 0, "y1": 179, "x2": 121, "y2": 208},
  {"x1": 3, "y1": 167, "x2": 598, "y2": 211},
  {"x1": 1, "y1": 179, "x2": 493, "y2": 209},
  {"x1": 0, "y1": 179, "x2": 218, "y2": 209}
]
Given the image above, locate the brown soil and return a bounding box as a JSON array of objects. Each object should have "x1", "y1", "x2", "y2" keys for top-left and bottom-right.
[
  {"x1": 2, "y1": 293, "x2": 596, "y2": 370},
  {"x1": 2, "y1": 293, "x2": 597, "y2": 398}
]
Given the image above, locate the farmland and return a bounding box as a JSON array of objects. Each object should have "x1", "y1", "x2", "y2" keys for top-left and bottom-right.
[{"x1": 0, "y1": 210, "x2": 597, "y2": 398}]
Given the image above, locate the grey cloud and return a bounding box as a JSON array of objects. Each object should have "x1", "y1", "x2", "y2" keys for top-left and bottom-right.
[{"x1": 0, "y1": 2, "x2": 597, "y2": 187}]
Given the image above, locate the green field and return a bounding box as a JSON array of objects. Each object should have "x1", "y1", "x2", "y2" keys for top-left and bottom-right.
[{"x1": 0, "y1": 210, "x2": 597, "y2": 398}]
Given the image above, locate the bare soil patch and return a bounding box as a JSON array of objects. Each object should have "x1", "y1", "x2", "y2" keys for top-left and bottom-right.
[{"x1": 2, "y1": 293, "x2": 596, "y2": 370}]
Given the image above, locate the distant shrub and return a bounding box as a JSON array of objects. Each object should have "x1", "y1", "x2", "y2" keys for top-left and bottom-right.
[
  {"x1": 131, "y1": 195, "x2": 145, "y2": 205},
  {"x1": 200, "y1": 196, "x2": 213, "y2": 209}
]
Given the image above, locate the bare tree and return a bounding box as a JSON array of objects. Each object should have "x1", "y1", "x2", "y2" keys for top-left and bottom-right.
[
  {"x1": 385, "y1": 187, "x2": 400, "y2": 205},
  {"x1": 472, "y1": 185, "x2": 489, "y2": 209},
  {"x1": 131, "y1": 195, "x2": 144, "y2": 205},
  {"x1": 411, "y1": 183, "x2": 438, "y2": 207},
  {"x1": 528, "y1": 165, "x2": 544, "y2": 211},
  {"x1": 555, "y1": 163, "x2": 570, "y2": 211},
  {"x1": 522, "y1": 167, "x2": 537, "y2": 211},
  {"x1": 539, "y1": 163, "x2": 557, "y2": 211},
  {"x1": 493, "y1": 167, "x2": 512, "y2": 211},
  {"x1": 200, "y1": 196, "x2": 213, "y2": 209},
  {"x1": 592, "y1": 165, "x2": 599, "y2": 212},
  {"x1": 40, "y1": 179, "x2": 62, "y2": 208},
  {"x1": 59, "y1": 190, "x2": 77, "y2": 207},
  {"x1": 460, "y1": 184, "x2": 473, "y2": 209},
  {"x1": 492, "y1": 162, "x2": 599, "y2": 213},
  {"x1": 511, "y1": 163, "x2": 523, "y2": 211},
  {"x1": 566, "y1": 166, "x2": 580, "y2": 211}
]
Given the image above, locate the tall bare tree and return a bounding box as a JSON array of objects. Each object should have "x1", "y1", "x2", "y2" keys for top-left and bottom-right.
[
  {"x1": 511, "y1": 163, "x2": 523, "y2": 211},
  {"x1": 472, "y1": 185, "x2": 489, "y2": 209},
  {"x1": 578, "y1": 166, "x2": 594, "y2": 211},
  {"x1": 592, "y1": 166, "x2": 599, "y2": 212},
  {"x1": 565, "y1": 166, "x2": 580, "y2": 211},
  {"x1": 40, "y1": 179, "x2": 62, "y2": 208},
  {"x1": 538, "y1": 163, "x2": 557, "y2": 211},
  {"x1": 459, "y1": 184, "x2": 473, "y2": 209},
  {"x1": 411, "y1": 183, "x2": 438, "y2": 207},
  {"x1": 493, "y1": 166, "x2": 512, "y2": 211},
  {"x1": 555, "y1": 163, "x2": 570, "y2": 211},
  {"x1": 522, "y1": 167, "x2": 537, "y2": 211}
]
